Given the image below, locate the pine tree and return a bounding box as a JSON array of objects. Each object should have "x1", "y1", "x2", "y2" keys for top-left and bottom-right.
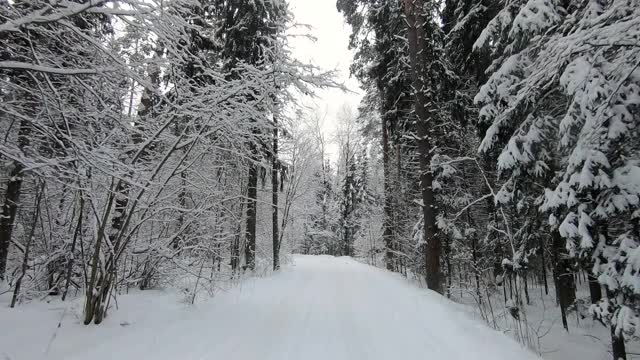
[
  {"x1": 214, "y1": 0, "x2": 288, "y2": 271},
  {"x1": 402, "y1": 0, "x2": 450, "y2": 294},
  {"x1": 338, "y1": 0, "x2": 416, "y2": 272},
  {"x1": 476, "y1": 0, "x2": 640, "y2": 356}
]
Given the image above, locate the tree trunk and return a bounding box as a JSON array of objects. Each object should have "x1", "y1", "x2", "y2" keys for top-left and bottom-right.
[
  {"x1": 245, "y1": 156, "x2": 258, "y2": 271},
  {"x1": 10, "y1": 182, "x2": 43, "y2": 307},
  {"x1": 381, "y1": 112, "x2": 395, "y2": 271},
  {"x1": 588, "y1": 222, "x2": 605, "y2": 304},
  {"x1": 0, "y1": 120, "x2": 30, "y2": 281},
  {"x1": 84, "y1": 43, "x2": 165, "y2": 325},
  {"x1": 394, "y1": 142, "x2": 403, "y2": 273},
  {"x1": 62, "y1": 192, "x2": 84, "y2": 301},
  {"x1": 174, "y1": 168, "x2": 187, "y2": 249},
  {"x1": 539, "y1": 234, "x2": 549, "y2": 295},
  {"x1": 0, "y1": 162, "x2": 24, "y2": 281},
  {"x1": 588, "y1": 272, "x2": 602, "y2": 303},
  {"x1": 84, "y1": 187, "x2": 116, "y2": 324},
  {"x1": 402, "y1": 0, "x2": 443, "y2": 294},
  {"x1": 523, "y1": 272, "x2": 530, "y2": 305},
  {"x1": 608, "y1": 286, "x2": 627, "y2": 360},
  {"x1": 85, "y1": 180, "x2": 128, "y2": 324},
  {"x1": 272, "y1": 120, "x2": 280, "y2": 271},
  {"x1": 472, "y1": 236, "x2": 482, "y2": 301},
  {"x1": 231, "y1": 185, "x2": 246, "y2": 272},
  {"x1": 552, "y1": 229, "x2": 576, "y2": 331},
  {"x1": 610, "y1": 312, "x2": 627, "y2": 360},
  {"x1": 445, "y1": 236, "x2": 452, "y2": 298}
]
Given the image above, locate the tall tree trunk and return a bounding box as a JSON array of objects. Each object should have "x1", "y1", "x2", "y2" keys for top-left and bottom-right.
[
  {"x1": 0, "y1": 162, "x2": 23, "y2": 281},
  {"x1": 85, "y1": 181, "x2": 127, "y2": 324},
  {"x1": 552, "y1": 228, "x2": 576, "y2": 331},
  {"x1": 174, "y1": 161, "x2": 188, "y2": 250},
  {"x1": 245, "y1": 154, "x2": 258, "y2": 271},
  {"x1": 608, "y1": 289, "x2": 627, "y2": 360},
  {"x1": 588, "y1": 272, "x2": 602, "y2": 304},
  {"x1": 611, "y1": 326, "x2": 626, "y2": 360},
  {"x1": 272, "y1": 120, "x2": 280, "y2": 271},
  {"x1": 445, "y1": 237, "x2": 452, "y2": 298},
  {"x1": 231, "y1": 183, "x2": 246, "y2": 272},
  {"x1": 523, "y1": 272, "x2": 530, "y2": 305},
  {"x1": 382, "y1": 113, "x2": 394, "y2": 271},
  {"x1": 402, "y1": 0, "x2": 443, "y2": 294},
  {"x1": 472, "y1": 235, "x2": 482, "y2": 302},
  {"x1": 588, "y1": 221, "x2": 605, "y2": 304},
  {"x1": 0, "y1": 120, "x2": 30, "y2": 281},
  {"x1": 395, "y1": 142, "x2": 404, "y2": 273},
  {"x1": 231, "y1": 229, "x2": 241, "y2": 271},
  {"x1": 463, "y1": 184, "x2": 482, "y2": 302},
  {"x1": 11, "y1": 182, "x2": 43, "y2": 307},
  {"x1": 84, "y1": 187, "x2": 116, "y2": 324},
  {"x1": 539, "y1": 234, "x2": 549, "y2": 295},
  {"x1": 62, "y1": 191, "x2": 84, "y2": 301}
]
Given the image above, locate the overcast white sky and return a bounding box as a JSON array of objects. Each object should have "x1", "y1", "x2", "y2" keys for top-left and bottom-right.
[{"x1": 288, "y1": 0, "x2": 363, "y2": 155}]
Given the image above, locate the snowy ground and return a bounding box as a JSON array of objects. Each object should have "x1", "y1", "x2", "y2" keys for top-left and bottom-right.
[{"x1": 1, "y1": 255, "x2": 539, "y2": 360}]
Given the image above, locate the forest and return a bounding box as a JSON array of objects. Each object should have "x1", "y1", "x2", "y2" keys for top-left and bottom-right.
[{"x1": 0, "y1": 0, "x2": 639, "y2": 359}]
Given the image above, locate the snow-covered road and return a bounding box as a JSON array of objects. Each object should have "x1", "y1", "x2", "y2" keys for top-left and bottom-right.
[{"x1": 2, "y1": 255, "x2": 540, "y2": 360}]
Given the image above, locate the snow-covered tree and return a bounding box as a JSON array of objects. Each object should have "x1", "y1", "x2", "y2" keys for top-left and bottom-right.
[
  {"x1": 0, "y1": 0, "x2": 337, "y2": 325},
  {"x1": 475, "y1": 0, "x2": 640, "y2": 355}
]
